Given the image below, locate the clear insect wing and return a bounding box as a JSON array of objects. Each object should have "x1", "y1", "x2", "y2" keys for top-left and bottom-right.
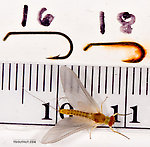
[
  {"x1": 41, "y1": 117, "x2": 94, "y2": 143},
  {"x1": 60, "y1": 66, "x2": 100, "y2": 113}
]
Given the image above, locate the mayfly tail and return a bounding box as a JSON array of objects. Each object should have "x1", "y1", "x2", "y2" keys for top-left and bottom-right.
[{"x1": 24, "y1": 89, "x2": 56, "y2": 111}]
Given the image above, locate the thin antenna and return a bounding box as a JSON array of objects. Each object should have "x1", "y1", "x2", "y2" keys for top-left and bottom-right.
[{"x1": 24, "y1": 89, "x2": 56, "y2": 111}]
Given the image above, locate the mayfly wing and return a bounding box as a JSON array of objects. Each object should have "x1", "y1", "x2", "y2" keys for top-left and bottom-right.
[
  {"x1": 60, "y1": 66, "x2": 100, "y2": 113},
  {"x1": 41, "y1": 117, "x2": 95, "y2": 144}
]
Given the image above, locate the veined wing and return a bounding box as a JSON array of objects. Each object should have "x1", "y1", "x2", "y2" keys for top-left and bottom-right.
[
  {"x1": 41, "y1": 117, "x2": 94, "y2": 144},
  {"x1": 60, "y1": 66, "x2": 100, "y2": 113}
]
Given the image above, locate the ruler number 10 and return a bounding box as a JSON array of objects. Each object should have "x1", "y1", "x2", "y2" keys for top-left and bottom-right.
[
  {"x1": 42, "y1": 103, "x2": 140, "y2": 123},
  {"x1": 42, "y1": 103, "x2": 73, "y2": 120},
  {"x1": 111, "y1": 105, "x2": 140, "y2": 123}
]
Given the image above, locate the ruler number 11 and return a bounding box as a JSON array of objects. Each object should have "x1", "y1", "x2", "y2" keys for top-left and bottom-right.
[{"x1": 111, "y1": 105, "x2": 140, "y2": 123}]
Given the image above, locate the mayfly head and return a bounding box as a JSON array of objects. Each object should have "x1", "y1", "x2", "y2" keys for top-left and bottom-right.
[
  {"x1": 104, "y1": 115, "x2": 115, "y2": 127},
  {"x1": 108, "y1": 116, "x2": 115, "y2": 127}
]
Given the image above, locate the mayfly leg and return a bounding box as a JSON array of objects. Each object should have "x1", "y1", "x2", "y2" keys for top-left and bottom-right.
[
  {"x1": 89, "y1": 124, "x2": 98, "y2": 139},
  {"x1": 109, "y1": 112, "x2": 131, "y2": 139},
  {"x1": 109, "y1": 126, "x2": 130, "y2": 139},
  {"x1": 100, "y1": 96, "x2": 108, "y2": 113}
]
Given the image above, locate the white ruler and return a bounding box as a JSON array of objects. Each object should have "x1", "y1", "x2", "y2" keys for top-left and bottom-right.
[{"x1": 0, "y1": 62, "x2": 149, "y2": 130}]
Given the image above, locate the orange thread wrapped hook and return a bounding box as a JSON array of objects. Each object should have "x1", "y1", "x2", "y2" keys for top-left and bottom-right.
[{"x1": 83, "y1": 42, "x2": 146, "y2": 63}]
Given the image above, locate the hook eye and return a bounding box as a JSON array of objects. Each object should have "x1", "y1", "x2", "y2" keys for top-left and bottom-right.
[
  {"x1": 3, "y1": 31, "x2": 73, "y2": 60},
  {"x1": 83, "y1": 42, "x2": 146, "y2": 63}
]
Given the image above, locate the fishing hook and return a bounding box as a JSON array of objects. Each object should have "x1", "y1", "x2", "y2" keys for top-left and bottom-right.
[
  {"x1": 3, "y1": 31, "x2": 73, "y2": 59},
  {"x1": 83, "y1": 41, "x2": 146, "y2": 63}
]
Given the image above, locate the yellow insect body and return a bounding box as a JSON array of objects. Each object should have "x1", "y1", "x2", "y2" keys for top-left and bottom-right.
[
  {"x1": 59, "y1": 109, "x2": 90, "y2": 118},
  {"x1": 59, "y1": 109, "x2": 112, "y2": 125}
]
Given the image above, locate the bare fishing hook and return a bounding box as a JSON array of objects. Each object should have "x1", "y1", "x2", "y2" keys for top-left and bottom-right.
[{"x1": 3, "y1": 31, "x2": 73, "y2": 60}]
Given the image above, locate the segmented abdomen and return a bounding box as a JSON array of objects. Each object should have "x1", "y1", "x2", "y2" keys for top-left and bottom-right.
[{"x1": 59, "y1": 109, "x2": 92, "y2": 119}]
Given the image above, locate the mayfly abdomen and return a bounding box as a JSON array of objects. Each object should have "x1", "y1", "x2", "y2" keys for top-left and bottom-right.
[{"x1": 59, "y1": 109, "x2": 92, "y2": 119}]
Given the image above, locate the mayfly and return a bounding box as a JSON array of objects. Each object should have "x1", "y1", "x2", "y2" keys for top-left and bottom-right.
[{"x1": 41, "y1": 66, "x2": 130, "y2": 144}]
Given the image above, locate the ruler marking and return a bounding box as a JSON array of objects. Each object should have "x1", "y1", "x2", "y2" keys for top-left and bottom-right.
[
  {"x1": 55, "y1": 65, "x2": 60, "y2": 124},
  {"x1": 118, "y1": 67, "x2": 122, "y2": 94},
  {"x1": 8, "y1": 63, "x2": 11, "y2": 90},
  {"x1": 29, "y1": 64, "x2": 32, "y2": 91},
  {"x1": 1, "y1": 63, "x2": 150, "y2": 127},
  {"x1": 0, "y1": 122, "x2": 55, "y2": 126},
  {"x1": 77, "y1": 66, "x2": 80, "y2": 93},
  {"x1": 77, "y1": 66, "x2": 80, "y2": 79},
  {"x1": 132, "y1": 67, "x2": 135, "y2": 95},
  {"x1": 50, "y1": 65, "x2": 53, "y2": 92},
  {"x1": 105, "y1": 66, "x2": 108, "y2": 94},
  {"x1": 112, "y1": 67, "x2": 114, "y2": 94},
  {"x1": 98, "y1": 66, "x2": 101, "y2": 93},
  {"x1": 91, "y1": 66, "x2": 94, "y2": 96},
  {"x1": 63, "y1": 65, "x2": 67, "y2": 92},
  {"x1": 96, "y1": 126, "x2": 150, "y2": 129},
  {"x1": 70, "y1": 65, "x2": 73, "y2": 92},
  {"x1": 36, "y1": 64, "x2": 39, "y2": 91},
  {"x1": 146, "y1": 68, "x2": 149, "y2": 95},
  {"x1": 1, "y1": 63, "x2": 4, "y2": 90},
  {"x1": 43, "y1": 64, "x2": 46, "y2": 92},
  {"x1": 15, "y1": 63, "x2": 18, "y2": 90},
  {"x1": 139, "y1": 68, "x2": 142, "y2": 95},
  {"x1": 22, "y1": 64, "x2": 25, "y2": 104},
  {"x1": 124, "y1": 67, "x2": 128, "y2": 128},
  {"x1": 84, "y1": 66, "x2": 87, "y2": 88},
  {"x1": 0, "y1": 121, "x2": 149, "y2": 129},
  {"x1": 70, "y1": 65, "x2": 74, "y2": 92}
]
